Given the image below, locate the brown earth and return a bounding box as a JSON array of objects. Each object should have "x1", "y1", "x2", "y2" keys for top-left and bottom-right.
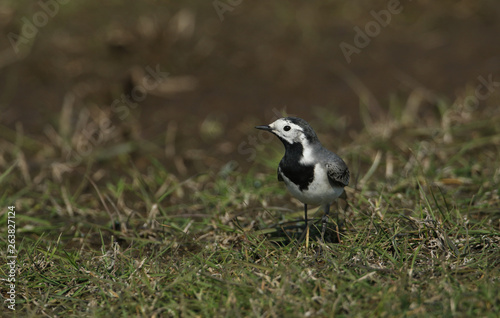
[{"x1": 1, "y1": 0, "x2": 499, "y2": 174}]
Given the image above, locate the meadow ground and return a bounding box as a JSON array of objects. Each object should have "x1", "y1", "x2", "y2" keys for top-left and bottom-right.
[
  {"x1": 1, "y1": 95, "x2": 499, "y2": 317},
  {"x1": 1, "y1": 1, "x2": 500, "y2": 317}
]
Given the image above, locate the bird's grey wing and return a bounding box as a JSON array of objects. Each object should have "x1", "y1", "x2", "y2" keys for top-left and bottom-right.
[{"x1": 326, "y1": 160, "x2": 350, "y2": 187}]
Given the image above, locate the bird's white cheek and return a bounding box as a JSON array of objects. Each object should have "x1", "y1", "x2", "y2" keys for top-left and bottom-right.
[{"x1": 279, "y1": 135, "x2": 294, "y2": 144}]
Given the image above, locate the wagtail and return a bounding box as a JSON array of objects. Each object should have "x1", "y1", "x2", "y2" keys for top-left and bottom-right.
[{"x1": 256, "y1": 117, "x2": 349, "y2": 241}]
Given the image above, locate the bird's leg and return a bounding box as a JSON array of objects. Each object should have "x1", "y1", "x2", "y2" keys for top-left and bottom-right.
[
  {"x1": 336, "y1": 191, "x2": 348, "y2": 242},
  {"x1": 304, "y1": 204, "x2": 308, "y2": 232},
  {"x1": 297, "y1": 204, "x2": 309, "y2": 243},
  {"x1": 321, "y1": 204, "x2": 330, "y2": 242},
  {"x1": 339, "y1": 190, "x2": 347, "y2": 228}
]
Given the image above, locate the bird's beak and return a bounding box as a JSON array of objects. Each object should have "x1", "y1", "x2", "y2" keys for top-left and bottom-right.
[{"x1": 255, "y1": 125, "x2": 273, "y2": 131}]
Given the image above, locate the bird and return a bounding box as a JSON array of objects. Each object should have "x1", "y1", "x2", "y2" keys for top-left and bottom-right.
[{"x1": 255, "y1": 117, "x2": 349, "y2": 241}]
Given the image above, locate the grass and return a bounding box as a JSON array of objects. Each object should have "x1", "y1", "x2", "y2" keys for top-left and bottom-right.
[
  {"x1": 1, "y1": 0, "x2": 499, "y2": 316},
  {"x1": 1, "y1": 95, "x2": 500, "y2": 317}
]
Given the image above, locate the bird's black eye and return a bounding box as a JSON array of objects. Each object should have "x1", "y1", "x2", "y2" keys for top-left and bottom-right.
[{"x1": 284, "y1": 125, "x2": 291, "y2": 131}]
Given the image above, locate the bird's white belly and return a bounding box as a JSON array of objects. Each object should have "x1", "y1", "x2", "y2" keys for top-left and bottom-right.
[{"x1": 282, "y1": 164, "x2": 344, "y2": 206}]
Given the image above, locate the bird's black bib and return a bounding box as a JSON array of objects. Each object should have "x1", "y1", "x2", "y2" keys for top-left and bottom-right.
[{"x1": 278, "y1": 142, "x2": 315, "y2": 191}]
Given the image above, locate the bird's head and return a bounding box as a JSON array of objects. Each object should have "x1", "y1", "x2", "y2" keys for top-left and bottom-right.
[{"x1": 255, "y1": 117, "x2": 319, "y2": 146}]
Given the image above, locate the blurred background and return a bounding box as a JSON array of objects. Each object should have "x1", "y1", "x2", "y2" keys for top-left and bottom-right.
[
  {"x1": 2, "y1": 2, "x2": 500, "y2": 315},
  {"x1": 1, "y1": 0, "x2": 499, "y2": 176}
]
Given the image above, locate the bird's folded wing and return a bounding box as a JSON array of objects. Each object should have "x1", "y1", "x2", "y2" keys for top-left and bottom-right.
[{"x1": 326, "y1": 162, "x2": 350, "y2": 187}]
